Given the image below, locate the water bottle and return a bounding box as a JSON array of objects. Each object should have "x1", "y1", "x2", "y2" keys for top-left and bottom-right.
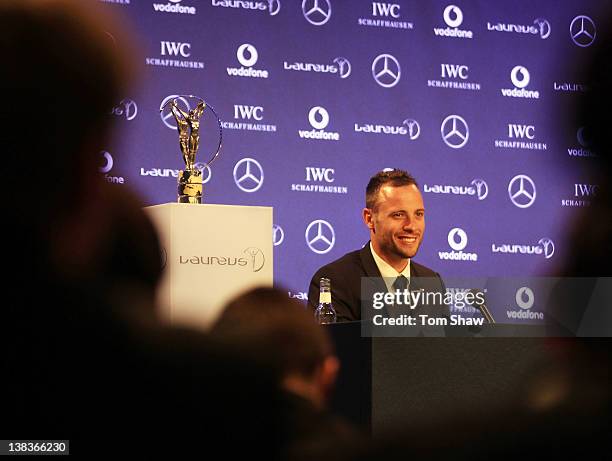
[{"x1": 315, "y1": 277, "x2": 337, "y2": 324}]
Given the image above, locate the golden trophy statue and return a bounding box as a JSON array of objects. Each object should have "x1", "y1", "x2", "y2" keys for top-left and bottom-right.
[{"x1": 160, "y1": 95, "x2": 222, "y2": 204}]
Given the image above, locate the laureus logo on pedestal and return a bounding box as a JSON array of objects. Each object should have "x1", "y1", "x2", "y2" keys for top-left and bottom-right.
[
  {"x1": 178, "y1": 247, "x2": 266, "y2": 272},
  {"x1": 243, "y1": 247, "x2": 266, "y2": 272}
]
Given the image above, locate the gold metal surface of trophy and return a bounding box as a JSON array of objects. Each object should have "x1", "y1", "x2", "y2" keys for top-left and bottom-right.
[{"x1": 161, "y1": 95, "x2": 222, "y2": 204}]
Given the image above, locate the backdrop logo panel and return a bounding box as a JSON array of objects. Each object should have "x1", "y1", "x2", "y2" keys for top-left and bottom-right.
[
  {"x1": 354, "y1": 117, "x2": 420, "y2": 139},
  {"x1": 140, "y1": 163, "x2": 212, "y2": 183},
  {"x1": 99, "y1": 151, "x2": 125, "y2": 184},
  {"x1": 495, "y1": 123, "x2": 547, "y2": 151},
  {"x1": 428, "y1": 63, "x2": 481, "y2": 92},
  {"x1": 423, "y1": 178, "x2": 488, "y2": 200},
  {"x1": 501, "y1": 66, "x2": 539, "y2": 99},
  {"x1": 358, "y1": 2, "x2": 413, "y2": 30},
  {"x1": 302, "y1": 0, "x2": 332, "y2": 26},
  {"x1": 146, "y1": 41, "x2": 204, "y2": 69},
  {"x1": 441, "y1": 114, "x2": 469, "y2": 148},
  {"x1": 273, "y1": 224, "x2": 285, "y2": 246},
  {"x1": 562, "y1": 183, "x2": 598, "y2": 208},
  {"x1": 291, "y1": 167, "x2": 348, "y2": 194},
  {"x1": 568, "y1": 127, "x2": 596, "y2": 158},
  {"x1": 433, "y1": 5, "x2": 473, "y2": 39},
  {"x1": 372, "y1": 54, "x2": 401, "y2": 88},
  {"x1": 438, "y1": 227, "x2": 478, "y2": 262},
  {"x1": 333, "y1": 57, "x2": 351, "y2": 78},
  {"x1": 298, "y1": 106, "x2": 340, "y2": 141},
  {"x1": 553, "y1": 81, "x2": 588, "y2": 93},
  {"x1": 153, "y1": 0, "x2": 197, "y2": 15},
  {"x1": 506, "y1": 286, "x2": 544, "y2": 321},
  {"x1": 491, "y1": 237, "x2": 554, "y2": 259},
  {"x1": 570, "y1": 15, "x2": 596, "y2": 47},
  {"x1": 212, "y1": 0, "x2": 280, "y2": 15},
  {"x1": 111, "y1": 99, "x2": 138, "y2": 120},
  {"x1": 508, "y1": 174, "x2": 536, "y2": 208},
  {"x1": 233, "y1": 157, "x2": 264, "y2": 192},
  {"x1": 305, "y1": 219, "x2": 335, "y2": 254},
  {"x1": 160, "y1": 95, "x2": 191, "y2": 129},
  {"x1": 487, "y1": 18, "x2": 551, "y2": 39},
  {"x1": 284, "y1": 56, "x2": 350, "y2": 78},
  {"x1": 99, "y1": 151, "x2": 114, "y2": 174},
  {"x1": 227, "y1": 44, "x2": 269, "y2": 78},
  {"x1": 223, "y1": 104, "x2": 277, "y2": 132}
]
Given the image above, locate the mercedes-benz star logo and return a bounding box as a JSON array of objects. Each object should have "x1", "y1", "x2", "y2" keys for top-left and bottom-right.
[
  {"x1": 99, "y1": 151, "x2": 113, "y2": 174},
  {"x1": 508, "y1": 174, "x2": 536, "y2": 208},
  {"x1": 302, "y1": 0, "x2": 331, "y2": 26},
  {"x1": 160, "y1": 95, "x2": 190, "y2": 130},
  {"x1": 441, "y1": 115, "x2": 469, "y2": 149},
  {"x1": 333, "y1": 56, "x2": 351, "y2": 79},
  {"x1": 402, "y1": 119, "x2": 420, "y2": 140},
  {"x1": 237, "y1": 43, "x2": 258, "y2": 67},
  {"x1": 448, "y1": 227, "x2": 468, "y2": 251},
  {"x1": 570, "y1": 15, "x2": 596, "y2": 47},
  {"x1": 372, "y1": 54, "x2": 401, "y2": 88},
  {"x1": 194, "y1": 162, "x2": 212, "y2": 184},
  {"x1": 305, "y1": 219, "x2": 335, "y2": 254},
  {"x1": 471, "y1": 178, "x2": 488, "y2": 200},
  {"x1": 233, "y1": 158, "x2": 264, "y2": 193},
  {"x1": 538, "y1": 237, "x2": 555, "y2": 259},
  {"x1": 272, "y1": 224, "x2": 284, "y2": 246}
]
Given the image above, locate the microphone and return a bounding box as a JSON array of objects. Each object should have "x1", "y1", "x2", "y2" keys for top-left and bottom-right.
[{"x1": 469, "y1": 289, "x2": 495, "y2": 324}]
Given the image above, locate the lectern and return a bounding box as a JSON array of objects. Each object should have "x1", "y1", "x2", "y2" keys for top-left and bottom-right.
[{"x1": 145, "y1": 203, "x2": 273, "y2": 329}]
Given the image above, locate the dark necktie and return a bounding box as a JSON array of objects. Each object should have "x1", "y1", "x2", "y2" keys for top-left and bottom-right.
[
  {"x1": 393, "y1": 275, "x2": 409, "y2": 293},
  {"x1": 388, "y1": 275, "x2": 409, "y2": 315}
]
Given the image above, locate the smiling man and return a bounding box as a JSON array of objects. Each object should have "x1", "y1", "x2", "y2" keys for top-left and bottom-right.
[{"x1": 308, "y1": 169, "x2": 447, "y2": 323}]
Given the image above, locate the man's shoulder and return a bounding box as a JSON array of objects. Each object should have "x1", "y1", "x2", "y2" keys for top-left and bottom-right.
[
  {"x1": 312, "y1": 248, "x2": 365, "y2": 276},
  {"x1": 411, "y1": 260, "x2": 440, "y2": 277}
]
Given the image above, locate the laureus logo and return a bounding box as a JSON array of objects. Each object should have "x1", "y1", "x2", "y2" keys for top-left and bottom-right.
[
  {"x1": 178, "y1": 247, "x2": 266, "y2": 272},
  {"x1": 243, "y1": 247, "x2": 266, "y2": 272},
  {"x1": 110, "y1": 99, "x2": 138, "y2": 120}
]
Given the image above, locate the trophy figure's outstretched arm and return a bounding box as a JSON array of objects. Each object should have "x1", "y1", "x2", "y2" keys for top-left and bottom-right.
[
  {"x1": 170, "y1": 102, "x2": 191, "y2": 167},
  {"x1": 187, "y1": 101, "x2": 206, "y2": 166}
]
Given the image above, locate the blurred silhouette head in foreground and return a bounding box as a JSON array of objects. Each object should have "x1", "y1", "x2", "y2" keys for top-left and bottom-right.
[
  {"x1": 213, "y1": 287, "x2": 340, "y2": 408},
  {"x1": 2, "y1": 1, "x2": 283, "y2": 455}
]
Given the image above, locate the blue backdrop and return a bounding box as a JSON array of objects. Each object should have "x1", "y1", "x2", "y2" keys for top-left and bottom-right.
[{"x1": 100, "y1": 0, "x2": 603, "y2": 310}]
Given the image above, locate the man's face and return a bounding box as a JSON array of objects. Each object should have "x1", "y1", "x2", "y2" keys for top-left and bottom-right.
[{"x1": 364, "y1": 184, "x2": 425, "y2": 265}]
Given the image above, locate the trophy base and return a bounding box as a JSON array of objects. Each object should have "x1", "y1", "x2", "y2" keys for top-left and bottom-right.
[
  {"x1": 178, "y1": 195, "x2": 202, "y2": 204},
  {"x1": 178, "y1": 168, "x2": 203, "y2": 205}
]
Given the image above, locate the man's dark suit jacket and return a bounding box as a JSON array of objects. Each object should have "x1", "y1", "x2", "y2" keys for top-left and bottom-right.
[{"x1": 308, "y1": 243, "x2": 448, "y2": 322}]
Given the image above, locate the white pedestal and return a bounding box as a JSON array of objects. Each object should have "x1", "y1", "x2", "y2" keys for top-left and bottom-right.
[{"x1": 145, "y1": 203, "x2": 273, "y2": 330}]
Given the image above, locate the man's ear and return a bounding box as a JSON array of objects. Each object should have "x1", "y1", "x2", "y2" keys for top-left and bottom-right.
[{"x1": 363, "y1": 208, "x2": 375, "y2": 232}]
